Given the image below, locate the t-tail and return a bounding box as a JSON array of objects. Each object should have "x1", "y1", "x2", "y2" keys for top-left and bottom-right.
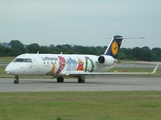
[{"x1": 104, "y1": 35, "x2": 123, "y2": 59}]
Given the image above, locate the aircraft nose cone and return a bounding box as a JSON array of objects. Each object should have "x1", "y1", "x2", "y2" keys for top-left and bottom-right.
[
  {"x1": 5, "y1": 65, "x2": 12, "y2": 74},
  {"x1": 5, "y1": 63, "x2": 18, "y2": 75}
]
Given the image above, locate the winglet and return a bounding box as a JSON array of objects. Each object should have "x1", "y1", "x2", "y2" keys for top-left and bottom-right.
[{"x1": 151, "y1": 64, "x2": 159, "y2": 74}]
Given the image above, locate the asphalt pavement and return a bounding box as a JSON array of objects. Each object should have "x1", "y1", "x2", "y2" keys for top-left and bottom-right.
[{"x1": 0, "y1": 76, "x2": 161, "y2": 92}]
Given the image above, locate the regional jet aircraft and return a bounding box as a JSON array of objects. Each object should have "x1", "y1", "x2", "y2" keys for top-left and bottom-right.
[{"x1": 5, "y1": 35, "x2": 158, "y2": 84}]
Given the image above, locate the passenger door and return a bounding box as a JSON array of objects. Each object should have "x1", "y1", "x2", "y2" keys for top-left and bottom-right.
[{"x1": 33, "y1": 55, "x2": 42, "y2": 72}]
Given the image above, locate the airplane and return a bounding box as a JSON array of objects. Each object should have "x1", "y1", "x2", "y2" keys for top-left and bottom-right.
[{"x1": 5, "y1": 35, "x2": 159, "y2": 84}]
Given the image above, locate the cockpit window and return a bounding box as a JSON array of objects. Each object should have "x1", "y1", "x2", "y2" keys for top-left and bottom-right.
[
  {"x1": 24, "y1": 59, "x2": 32, "y2": 63},
  {"x1": 14, "y1": 58, "x2": 24, "y2": 62},
  {"x1": 13, "y1": 58, "x2": 32, "y2": 63}
]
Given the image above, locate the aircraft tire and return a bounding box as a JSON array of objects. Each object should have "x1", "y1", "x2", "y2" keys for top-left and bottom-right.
[
  {"x1": 81, "y1": 78, "x2": 85, "y2": 83},
  {"x1": 14, "y1": 76, "x2": 19, "y2": 84},
  {"x1": 57, "y1": 77, "x2": 64, "y2": 83},
  {"x1": 78, "y1": 76, "x2": 85, "y2": 83},
  {"x1": 14, "y1": 79, "x2": 19, "y2": 84},
  {"x1": 78, "y1": 79, "x2": 81, "y2": 83}
]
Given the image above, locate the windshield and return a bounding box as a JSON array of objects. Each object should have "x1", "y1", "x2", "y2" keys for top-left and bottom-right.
[{"x1": 13, "y1": 58, "x2": 32, "y2": 63}]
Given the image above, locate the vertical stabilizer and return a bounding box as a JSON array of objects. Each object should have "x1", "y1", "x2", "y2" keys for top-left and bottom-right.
[{"x1": 104, "y1": 35, "x2": 123, "y2": 59}]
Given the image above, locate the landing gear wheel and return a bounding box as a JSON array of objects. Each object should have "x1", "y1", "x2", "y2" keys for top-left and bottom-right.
[
  {"x1": 78, "y1": 76, "x2": 85, "y2": 83},
  {"x1": 57, "y1": 77, "x2": 64, "y2": 83},
  {"x1": 14, "y1": 80, "x2": 19, "y2": 84},
  {"x1": 14, "y1": 76, "x2": 19, "y2": 84}
]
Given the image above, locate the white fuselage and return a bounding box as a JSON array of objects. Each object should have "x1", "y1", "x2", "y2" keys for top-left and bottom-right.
[{"x1": 5, "y1": 53, "x2": 115, "y2": 76}]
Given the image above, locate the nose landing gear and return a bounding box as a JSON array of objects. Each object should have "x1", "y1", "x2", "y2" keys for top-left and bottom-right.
[{"x1": 14, "y1": 76, "x2": 19, "y2": 84}]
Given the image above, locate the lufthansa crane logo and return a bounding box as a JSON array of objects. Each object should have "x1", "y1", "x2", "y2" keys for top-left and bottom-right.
[{"x1": 111, "y1": 41, "x2": 119, "y2": 55}]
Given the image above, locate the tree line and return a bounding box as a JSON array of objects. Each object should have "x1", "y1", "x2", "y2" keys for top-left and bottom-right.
[{"x1": 0, "y1": 40, "x2": 161, "y2": 61}]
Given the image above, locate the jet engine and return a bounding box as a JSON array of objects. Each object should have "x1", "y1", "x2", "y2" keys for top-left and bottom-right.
[{"x1": 97, "y1": 55, "x2": 116, "y2": 66}]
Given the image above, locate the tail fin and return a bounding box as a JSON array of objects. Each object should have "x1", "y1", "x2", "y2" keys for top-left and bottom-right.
[{"x1": 104, "y1": 35, "x2": 123, "y2": 59}]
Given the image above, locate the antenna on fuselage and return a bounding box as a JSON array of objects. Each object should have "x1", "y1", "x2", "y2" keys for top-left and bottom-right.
[
  {"x1": 37, "y1": 51, "x2": 39, "y2": 54},
  {"x1": 60, "y1": 52, "x2": 63, "y2": 54}
]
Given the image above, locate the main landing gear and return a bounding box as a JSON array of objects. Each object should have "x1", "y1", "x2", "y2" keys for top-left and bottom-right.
[
  {"x1": 57, "y1": 77, "x2": 64, "y2": 83},
  {"x1": 14, "y1": 76, "x2": 19, "y2": 84},
  {"x1": 56, "y1": 76, "x2": 85, "y2": 83},
  {"x1": 78, "y1": 76, "x2": 85, "y2": 83}
]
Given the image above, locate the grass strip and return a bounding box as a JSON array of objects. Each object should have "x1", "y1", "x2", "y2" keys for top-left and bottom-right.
[{"x1": 0, "y1": 91, "x2": 161, "y2": 120}]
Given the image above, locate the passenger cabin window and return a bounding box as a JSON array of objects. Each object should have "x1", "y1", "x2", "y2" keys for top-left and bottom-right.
[{"x1": 14, "y1": 58, "x2": 32, "y2": 63}]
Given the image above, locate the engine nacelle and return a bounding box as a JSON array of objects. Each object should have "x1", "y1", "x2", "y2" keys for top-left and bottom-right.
[{"x1": 97, "y1": 55, "x2": 116, "y2": 66}]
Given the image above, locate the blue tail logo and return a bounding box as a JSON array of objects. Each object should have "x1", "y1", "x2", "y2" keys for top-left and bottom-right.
[{"x1": 104, "y1": 35, "x2": 123, "y2": 59}]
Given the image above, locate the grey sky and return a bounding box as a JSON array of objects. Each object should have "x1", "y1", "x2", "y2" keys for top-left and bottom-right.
[{"x1": 0, "y1": 0, "x2": 161, "y2": 49}]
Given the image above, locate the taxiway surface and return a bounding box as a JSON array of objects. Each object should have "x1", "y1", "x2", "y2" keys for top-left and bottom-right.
[{"x1": 0, "y1": 76, "x2": 161, "y2": 92}]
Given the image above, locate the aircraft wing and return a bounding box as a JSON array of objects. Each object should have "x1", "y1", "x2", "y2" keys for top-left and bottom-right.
[{"x1": 65, "y1": 64, "x2": 159, "y2": 76}]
